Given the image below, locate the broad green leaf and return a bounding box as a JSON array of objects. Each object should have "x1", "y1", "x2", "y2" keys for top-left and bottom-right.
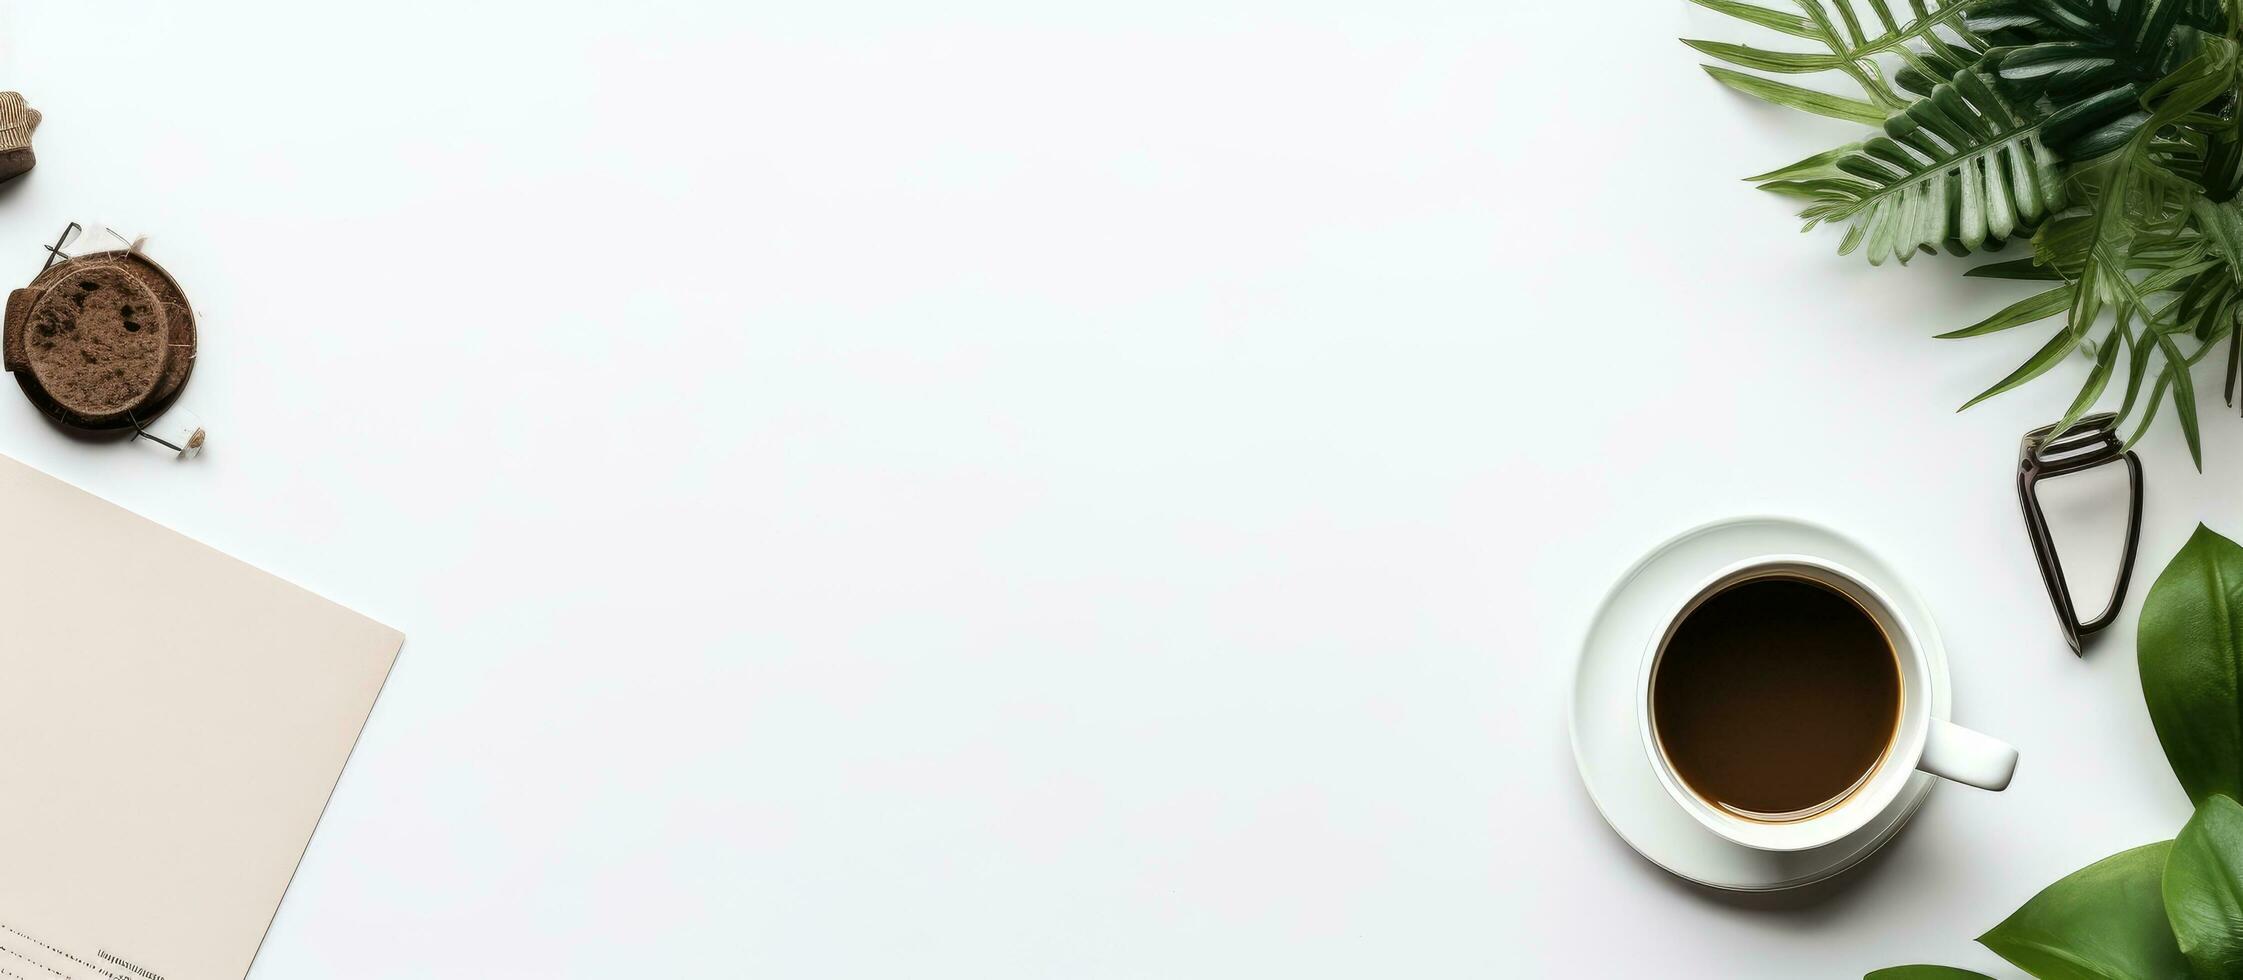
[
  {"x1": 1687, "y1": 0, "x2": 1815, "y2": 38},
  {"x1": 1702, "y1": 66, "x2": 1887, "y2": 125},
  {"x1": 1864, "y1": 968, "x2": 1995, "y2": 979},
  {"x1": 1979, "y1": 841, "x2": 2190, "y2": 980},
  {"x1": 1959, "y1": 326, "x2": 2080, "y2": 410},
  {"x1": 2163, "y1": 795, "x2": 2243, "y2": 978},
  {"x1": 2139, "y1": 525, "x2": 2243, "y2": 806},
  {"x1": 1938, "y1": 285, "x2": 2071, "y2": 338}
]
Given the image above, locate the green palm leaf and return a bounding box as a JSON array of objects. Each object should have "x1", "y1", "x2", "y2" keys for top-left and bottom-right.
[
  {"x1": 1701, "y1": 65, "x2": 1888, "y2": 124},
  {"x1": 1797, "y1": 70, "x2": 2066, "y2": 264},
  {"x1": 1688, "y1": 0, "x2": 1815, "y2": 38},
  {"x1": 1687, "y1": 0, "x2": 2243, "y2": 453},
  {"x1": 1695, "y1": 0, "x2": 2217, "y2": 263},
  {"x1": 1687, "y1": 0, "x2": 2001, "y2": 108},
  {"x1": 1950, "y1": 36, "x2": 2238, "y2": 442}
]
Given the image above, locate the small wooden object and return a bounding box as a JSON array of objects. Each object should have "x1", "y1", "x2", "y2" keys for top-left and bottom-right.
[
  {"x1": 0, "y1": 93, "x2": 39, "y2": 182},
  {"x1": 3, "y1": 248, "x2": 196, "y2": 432}
]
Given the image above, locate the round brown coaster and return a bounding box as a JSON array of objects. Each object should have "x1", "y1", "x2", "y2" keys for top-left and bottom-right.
[{"x1": 2, "y1": 251, "x2": 196, "y2": 431}]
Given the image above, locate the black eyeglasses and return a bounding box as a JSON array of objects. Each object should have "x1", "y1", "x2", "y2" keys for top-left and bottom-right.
[{"x1": 2017, "y1": 413, "x2": 2143, "y2": 655}]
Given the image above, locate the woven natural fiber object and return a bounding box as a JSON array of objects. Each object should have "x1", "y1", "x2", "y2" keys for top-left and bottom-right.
[
  {"x1": 0, "y1": 93, "x2": 39, "y2": 182},
  {"x1": 2, "y1": 251, "x2": 195, "y2": 430}
]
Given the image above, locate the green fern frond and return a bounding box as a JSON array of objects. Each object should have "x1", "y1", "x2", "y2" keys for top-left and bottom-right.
[
  {"x1": 1687, "y1": 0, "x2": 2001, "y2": 108},
  {"x1": 1788, "y1": 69, "x2": 2065, "y2": 264},
  {"x1": 1693, "y1": 0, "x2": 2214, "y2": 263},
  {"x1": 1686, "y1": 0, "x2": 2243, "y2": 456}
]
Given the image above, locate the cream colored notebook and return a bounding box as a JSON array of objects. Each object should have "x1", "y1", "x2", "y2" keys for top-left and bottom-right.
[{"x1": 0, "y1": 455, "x2": 401, "y2": 980}]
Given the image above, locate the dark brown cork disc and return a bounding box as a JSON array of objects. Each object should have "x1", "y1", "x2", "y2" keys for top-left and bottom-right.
[{"x1": 2, "y1": 251, "x2": 195, "y2": 431}]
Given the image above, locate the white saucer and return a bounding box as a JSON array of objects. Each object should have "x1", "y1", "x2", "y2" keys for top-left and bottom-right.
[{"x1": 1568, "y1": 516, "x2": 1949, "y2": 892}]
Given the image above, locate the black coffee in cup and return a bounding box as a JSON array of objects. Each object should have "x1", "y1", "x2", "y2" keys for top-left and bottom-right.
[{"x1": 1651, "y1": 575, "x2": 1902, "y2": 822}]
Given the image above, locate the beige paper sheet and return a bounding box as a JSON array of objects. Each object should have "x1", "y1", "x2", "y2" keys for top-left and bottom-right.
[{"x1": 0, "y1": 455, "x2": 401, "y2": 980}]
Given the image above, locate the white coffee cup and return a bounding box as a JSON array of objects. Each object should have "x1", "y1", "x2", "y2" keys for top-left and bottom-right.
[{"x1": 1636, "y1": 555, "x2": 2017, "y2": 852}]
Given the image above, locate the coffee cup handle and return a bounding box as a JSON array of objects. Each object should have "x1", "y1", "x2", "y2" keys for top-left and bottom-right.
[{"x1": 1917, "y1": 719, "x2": 2018, "y2": 791}]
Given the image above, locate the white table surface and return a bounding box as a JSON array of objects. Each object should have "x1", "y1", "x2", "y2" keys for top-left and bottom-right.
[{"x1": 0, "y1": 1, "x2": 2214, "y2": 976}]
